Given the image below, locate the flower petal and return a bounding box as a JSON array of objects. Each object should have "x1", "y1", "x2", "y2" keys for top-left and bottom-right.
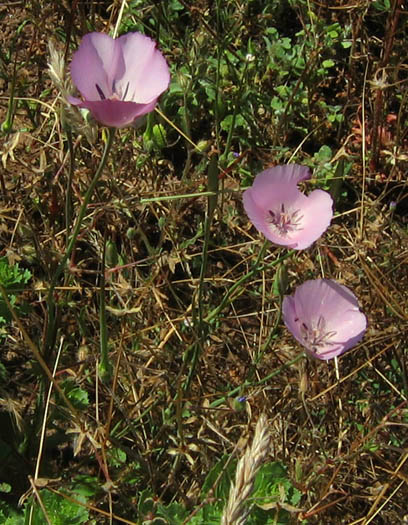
[
  {"x1": 330, "y1": 309, "x2": 367, "y2": 350},
  {"x1": 282, "y1": 295, "x2": 303, "y2": 343},
  {"x1": 290, "y1": 190, "x2": 333, "y2": 250},
  {"x1": 116, "y1": 32, "x2": 170, "y2": 103},
  {"x1": 243, "y1": 165, "x2": 332, "y2": 249},
  {"x1": 70, "y1": 33, "x2": 124, "y2": 100},
  {"x1": 243, "y1": 185, "x2": 303, "y2": 247},
  {"x1": 245, "y1": 171, "x2": 303, "y2": 210},
  {"x1": 254, "y1": 165, "x2": 311, "y2": 190},
  {"x1": 77, "y1": 99, "x2": 157, "y2": 128},
  {"x1": 283, "y1": 279, "x2": 367, "y2": 361},
  {"x1": 288, "y1": 190, "x2": 333, "y2": 249},
  {"x1": 306, "y1": 343, "x2": 345, "y2": 361}
]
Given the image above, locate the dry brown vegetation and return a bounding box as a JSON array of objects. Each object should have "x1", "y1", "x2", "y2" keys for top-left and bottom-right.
[{"x1": 0, "y1": 1, "x2": 407, "y2": 524}]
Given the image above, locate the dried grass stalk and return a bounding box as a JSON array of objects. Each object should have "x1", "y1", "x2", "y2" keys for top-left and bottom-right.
[
  {"x1": 221, "y1": 414, "x2": 271, "y2": 525},
  {"x1": 47, "y1": 41, "x2": 98, "y2": 144}
]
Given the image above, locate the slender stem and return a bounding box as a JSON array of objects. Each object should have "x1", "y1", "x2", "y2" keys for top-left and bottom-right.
[
  {"x1": 65, "y1": 126, "x2": 75, "y2": 246},
  {"x1": 205, "y1": 244, "x2": 293, "y2": 324},
  {"x1": 45, "y1": 127, "x2": 116, "y2": 357},
  {"x1": 1, "y1": 49, "x2": 18, "y2": 134},
  {"x1": 198, "y1": 155, "x2": 219, "y2": 325},
  {"x1": 221, "y1": 59, "x2": 249, "y2": 163},
  {"x1": 99, "y1": 232, "x2": 112, "y2": 383},
  {"x1": 215, "y1": 0, "x2": 222, "y2": 152},
  {"x1": 0, "y1": 284, "x2": 83, "y2": 427},
  {"x1": 183, "y1": 156, "x2": 219, "y2": 392},
  {"x1": 140, "y1": 191, "x2": 217, "y2": 203}
]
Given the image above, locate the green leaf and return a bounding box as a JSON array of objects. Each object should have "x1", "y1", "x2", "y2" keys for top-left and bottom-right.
[
  {"x1": 0, "y1": 482, "x2": 12, "y2": 493},
  {"x1": 138, "y1": 488, "x2": 155, "y2": 519},
  {"x1": 315, "y1": 145, "x2": 332, "y2": 164},
  {"x1": 0, "y1": 361, "x2": 7, "y2": 382},
  {"x1": 71, "y1": 475, "x2": 100, "y2": 499},
  {"x1": 27, "y1": 491, "x2": 89, "y2": 525},
  {"x1": 188, "y1": 504, "x2": 221, "y2": 525},
  {"x1": 252, "y1": 462, "x2": 302, "y2": 515},
  {"x1": 247, "y1": 505, "x2": 290, "y2": 525},
  {"x1": 0, "y1": 257, "x2": 31, "y2": 291},
  {"x1": 220, "y1": 114, "x2": 246, "y2": 132},
  {"x1": 156, "y1": 502, "x2": 189, "y2": 524},
  {"x1": 152, "y1": 124, "x2": 167, "y2": 149},
  {"x1": 322, "y1": 59, "x2": 335, "y2": 69},
  {"x1": 108, "y1": 447, "x2": 127, "y2": 468},
  {"x1": 61, "y1": 380, "x2": 89, "y2": 410},
  {"x1": 201, "y1": 454, "x2": 236, "y2": 501},
  {"x1": 0, "y1": 499, "x2": 25, "y2": 525}
]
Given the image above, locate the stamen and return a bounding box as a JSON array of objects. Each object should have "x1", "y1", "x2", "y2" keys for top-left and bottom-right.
[
  {"x1": 267, "y1": 203, "x2": 304, "y2": 236},
  {"x1": 95, "y1": 83, "x2": 106, "y2": 100},
  {"x1": 122, "y1": 82, "x2": 130, "y2": 101},
  {"x1": 299, "y1": 315, "x2": 337, "y2": 354}
]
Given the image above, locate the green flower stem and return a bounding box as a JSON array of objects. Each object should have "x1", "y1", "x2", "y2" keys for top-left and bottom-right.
[
  {"x1": 198, "y1": 155, "x2": 219, "y2": 323},
  {"x1": 205, "y1": 245, "x2": 294, "y2": 324},
  {"x1": 64, "y1": 125, "x2": 75, "y2": 246},
  {"x1": 45, "y1": 127, "x2": 116, "y2": 357},
  {"x1": 183, "y1": 156, "x2": 219, "y2": 393},
  {"x1": 140, "y1": 191, "x2": 217, "y2": 203},
  {"x1": 98, "y1": 235, "x2": 112, "y2": 383},
  {"x1": 1, "y1": 51, "x2": 17, "y2": 134},
  {"x1": 254, "y1": 295, "x2": 282, "y2": 365},
  {"x1": 221, "y1": 59, "x2": 250, "y2": 163}
]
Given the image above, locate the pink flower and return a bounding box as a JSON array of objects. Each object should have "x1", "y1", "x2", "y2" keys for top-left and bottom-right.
[
  {"x1": 69, "y1": 32, "x2": 170, "y2": 128},
  {"x1": 243, "y1": 165, "x2": 333, "y2": 249},
  {"x1": 282, "y1": 279, "x2": 367, "y2": 360}
]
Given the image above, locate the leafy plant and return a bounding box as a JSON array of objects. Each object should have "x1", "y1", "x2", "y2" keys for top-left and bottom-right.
[
  {"x1": 143, "y1": 458, "x2": 302, "y2": 524},
  {"x1": 0, "y1": 256, "x2": 31, "y2": 330}
]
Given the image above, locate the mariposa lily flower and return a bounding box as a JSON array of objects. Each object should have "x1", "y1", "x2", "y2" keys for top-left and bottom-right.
[
  {"x1": 243, "y1": 165, "x2": 333, "y2": 249},
  {"x1": 69, "y1": 32, "x2": 170, "y2": 128},
  {"x1": 282, "y1": 279, "x2": 367, "y2": 360}
]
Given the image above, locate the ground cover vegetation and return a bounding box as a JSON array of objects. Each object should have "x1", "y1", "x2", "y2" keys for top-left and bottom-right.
[{"x1": 0, "y1": 0, "x2": 407, "y2": 523}]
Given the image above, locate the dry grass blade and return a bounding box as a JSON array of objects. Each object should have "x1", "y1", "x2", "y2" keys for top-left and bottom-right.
[
  {"x1": 359, "y1": 255, "x2": 407, "y2": 321},
  {"x1": 221, "y1": 414, "x2": 271, "y2": 525}
]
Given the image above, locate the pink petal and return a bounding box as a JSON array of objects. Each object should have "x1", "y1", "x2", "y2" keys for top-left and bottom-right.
[
  {"x1": 70, "y1": 33, "x2": 124, "y2": 101},
  {"x1": 67, "y1": 95, "x2": 83, "y2": 106},
  {"x1": 116, "y1": 32, "x2": 170, "y2": 103},
  {"x1": 77, "y1": 99, "x2": 157, "y2": 128},
  {"x1": 245, "y1": 172, "x2": 303, "y2": 210},
  {"x1": 282, "y1": 295, "x2": 303, "y2": 342},
  {"x1": 243, "y1": 165, "x2": 332, "y2": 249},
  {"x1": 283, "y1": 292, "x2": 345, "y2": 361},
  {"x1": 306, "y1": 344, "x2": 345, "y2": 361},
  {"x1": 254, "y1": 165, "x2": 311, "y2": 190},
  {"x1": 303, "y1": 280, "x2": 360, "y2": 322},
  {"x1": 243, "y1": 186, "x2": 302, "y2": 247},
  {"x1": 283, "y1": 279, "x2": 367, "y2": 361},
  {"x1": 292, "y1": 190, "x2": 333, "y2": 249},
  {"x1": 332, "y1": 309, "x2": 367, "y2": 349}
]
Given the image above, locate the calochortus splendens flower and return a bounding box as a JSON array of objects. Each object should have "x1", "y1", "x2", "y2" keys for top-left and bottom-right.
[
  {"x1": 243, "y1": 164, "x2": 333, "y2": 249},
  {"x1": 69, "y1": 32, "x2": 170, "y2": 128},
  {"x1": 282, "y1": 279, "x2": 367, "y2": 361}
]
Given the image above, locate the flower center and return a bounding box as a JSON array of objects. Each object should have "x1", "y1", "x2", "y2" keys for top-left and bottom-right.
[
  {"x1": 268, "y1": 203, "x2": 303, "y2": 236},
  {"x1": 95, "y1": 81, "x2": 130, "y2": 101},
  {"x1": 299, "y1": 315, "x2": 337, "y2": 355}
]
